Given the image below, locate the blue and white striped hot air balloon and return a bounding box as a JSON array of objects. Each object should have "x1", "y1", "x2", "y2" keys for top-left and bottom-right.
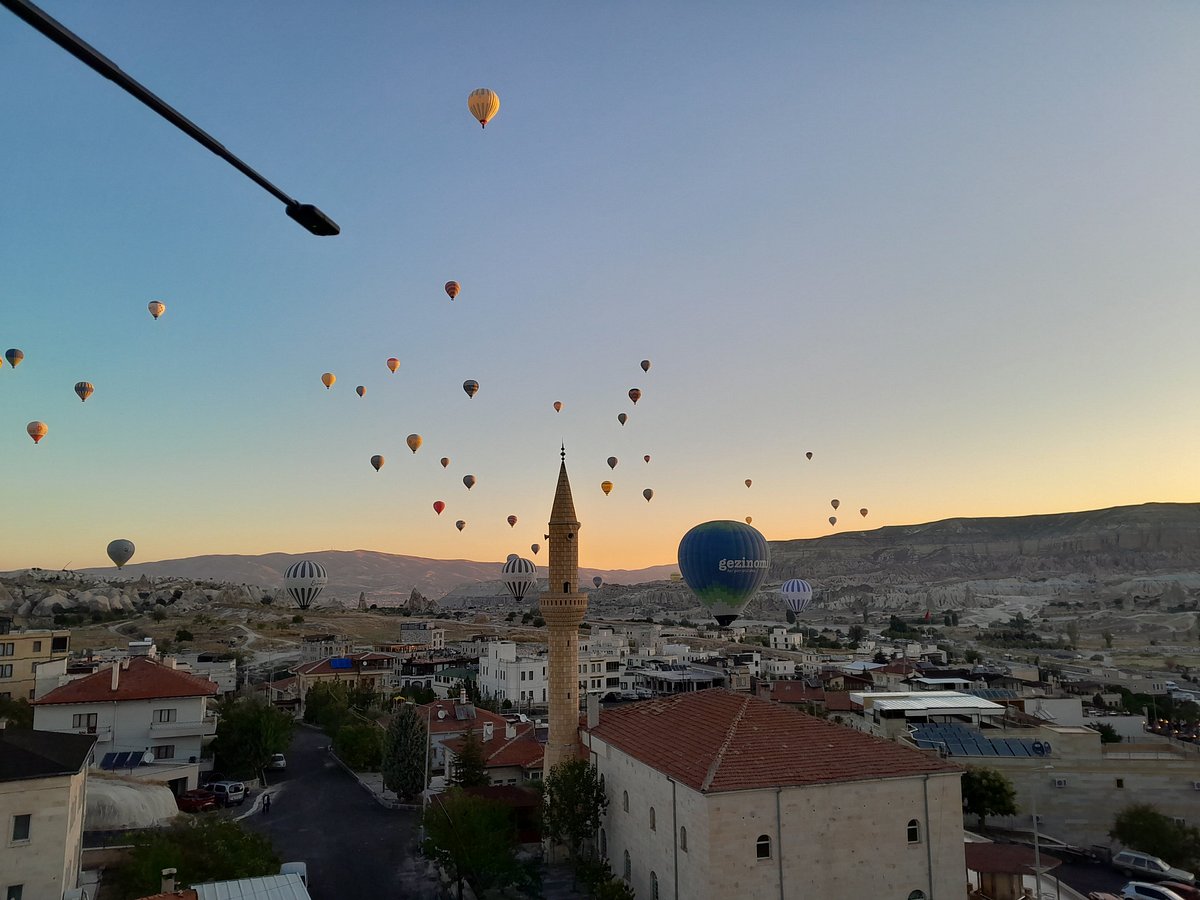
[
  {"x1": 502, "y1": 557, "x2": 538, "y2": 603},
  {"x1": 284, "y1": 560, "x2": 328, "y2": 610},
  {"x1": 780, "y1": 579, "x2": 813, "y2": 614}
]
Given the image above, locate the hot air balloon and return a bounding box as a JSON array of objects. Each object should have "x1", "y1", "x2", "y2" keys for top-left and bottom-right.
[
  {"x1": 463, "y1": 380, "x2": 479, "y2": 399},
  {"x1": 455, "y1": 520, "x2": 466, "y2": 532},
  {"x1": 468, "y1": 88, "x2": 500, "y2": 128},
  {"x1": 502, "y1": 556, "x2": 538, "y2": 602},
  {"x1": 677, "y1": 520, "x2": 770, "y2": 626},
  {"x1": 628, "y1": 388, "x2": 642, "y2": 405},
  {"x1": 6, "y1": 349, "x2": 24, "y2": 368},
  {"x1": 805, "y1": 451, "x2": 813, "y2": 460},
  {"x1": 507, "y1": 554, "x2": 518, "y2": 562},
  {"x1": 828, "y1": 516, "x2": 837, "y2": 527},
  {"x1": 356, "y1": 385, "x2": 366, "y2": 397},
  {"x1": 440, "y1": 457, "x2": 450, "y2": 469},
  {"x1": 745, "y1": 516, "x2": 753, "y2": 524},
  {"x1": 148, "y1": 301, "x2": 165, "y2": 320},
  {"x1": 284, "y1": 559, "x2": 327, "y2": 610},
  {"x1": 607, "y1": 457, "x2": 618, "y2": 470},
  {"x1": 445, "y1": 281, "x2": 460, "y2": 300},
  {"x1": 601, "y1": 481, "x2": 613, "y2": 496},
  {"x1": 780, "y1": 579, "x2": 813, "y2": 614},
  {"x1": 643, "y1": 488, "x2": 654, "y2": 502},
  {"x1": 830, "y1": 499, "x2": 840, "y2": 510},
  {"x1": 463, "y1": 475, "x2": 476, "y2": 490},
  {"x1": 321, "y1": 372, "x2": 335, "y2": 389},
  {"x1": 433, "y1": 501, "x2": 446, "y2": 515},
  {"x1": 406, "y1": 434, "x2": 422, "y2": 453},
  {"x1": 26, "y1": 421, "x2": 47, "y2": 444},
  {"x1": 370, "y1": 455, "x2": 384, "y2": 472},
  {"x1": 507, "y1": 515, "x2": 518, "y2": 528},
  {"x1": 745, "y1": 479, "x2": 752, "y2": 488},
  {"x1": 640, "y1": 359, "x2": 651, "y2": 372},
  {"x1": 530, "y1": 543, "x2": 541, "y2": 556},
  {"x1": 618, "y1": 413, "x2": 628, "y2": 426},
  {"x1": 106, "y1": 539, "x2": 135, "y2": 568},
  {"x1": 593, "y1": 576, "x2": 603, "y2": 588},
  {"x1": 644, "y1": 455, "x2": 651, "y2": 463},
  {"x1": 553, "y1": 401, "x2": 562, "y2": 413},
  {"x1": 860, "y1": 508, "x2": 869, "y2": 518},
  {"x1": 74, "y1": 382, "x2": 94, "y2": 402},
  {"x1": 386, "y1": 357, "x2": 400, "y2": 373}
]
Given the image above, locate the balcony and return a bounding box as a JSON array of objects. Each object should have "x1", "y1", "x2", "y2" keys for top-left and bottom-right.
[
  {"x1": 75, "y1": 726, "x2": 112, "y2": 743},
  {"x1": 149, "y1": 716, "x2": 217, "y2": 737}
]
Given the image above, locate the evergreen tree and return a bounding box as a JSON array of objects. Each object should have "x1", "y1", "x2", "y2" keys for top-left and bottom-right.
[
  {"x1": 448, "y1": 728, "x2": 489, "y2": 788},
  {"x1": 382, "y1": 704, "x2": 429, "y2": 802},
  {"x1": 211, "y1": 697, "x2": 294, "y2": 778},
  {"x1": 423, "y1": 790, "x2": 522, "y2": 900},
  {"x1": 543, "y1": 758, "x2": 609, "y2": 869},
  {"x1": 1111, "y1": 803, "x2": 1200, "y2": 871}
]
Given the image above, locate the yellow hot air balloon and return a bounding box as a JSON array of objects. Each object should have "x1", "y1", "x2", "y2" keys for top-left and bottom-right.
[
  {"x1": 27, "y1": 421, "x2": 47, "y2": 444},
  {"x1": 406, "y1": 434, "x2": 423, "y2": 453},
  {"x1": 370, "y1": 455, "x2": 385, "y2": 472},
  {"x1": 321, "y1": 372, "x2": 336, "y2": 390},
  {"x1": 745, "y1": 516, "x2": 753, "y2": 524},
  {"x1": 553, "y1": 401, "x2": 562, "y2": 412},
  {"x1": 468, "y1": 88, "x2": 500, "y2": 128},
  {"x1": 74, "y1": 382, "x2": 94, "y2": 402},
  {"x1": 148, "y1": 300, "x2": 165, "y2": 320},
  {"x1": 386, "y1": 357, "x2": 400, "y2": 373},
  {"x1": 601, "y1": 481, "x2": 613, "y2": 496}
]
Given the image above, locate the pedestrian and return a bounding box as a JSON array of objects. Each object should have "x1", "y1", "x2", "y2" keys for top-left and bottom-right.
[{"x1": 262, "y1": 792, "x2": 271, "y2": 814}]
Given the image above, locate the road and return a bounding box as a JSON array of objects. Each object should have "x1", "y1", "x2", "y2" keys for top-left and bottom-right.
[{"x1": 244, "y1": 726, "x2": 439, "y2": 899}]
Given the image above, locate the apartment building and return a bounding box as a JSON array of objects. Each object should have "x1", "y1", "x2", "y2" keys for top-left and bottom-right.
[{"x1": 0, "y1": 616, "x2": 71, "y2": 701}]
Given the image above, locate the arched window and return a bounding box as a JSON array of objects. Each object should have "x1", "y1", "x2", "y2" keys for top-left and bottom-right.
[
  {"x1": 600, "y1": 828, "x2": 607, "y2": 859},
  {"x1": 680, "y1": 826, "x2": 688, "y2": 851},
  {"x1": 651, "y1": 871, "x2": 659, "y2": 900},
  {"x1": 650, "y1": 806, "x2": 656, "y2": 831},
  {"x1": 756, "y1": 834, "x2": 771, "y2": 859},
  {"x1": 907, "y1": 819, "x2": 921, "y2": 844},
  {"x1": 623, "y1": 849, "x2": 631, "y2": 880},
  {"x1": 908, "y1": 892, "x2": 927, "y2": 900},
  {"x1": 623, "y1": 790, "x2": 629, "y2": 812}
]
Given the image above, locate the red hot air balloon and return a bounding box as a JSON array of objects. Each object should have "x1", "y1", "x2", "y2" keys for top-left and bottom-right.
[
  {"x1": 433, "y1": 501, "x2": 446, "y2": 516},
  {"x1": 386, "y1": 357, "x2": 400, "y2": 373},
  {"x1": 628, "y1": 388, "x2": 642, "y2": 405},
  {"x1": 26, "y1": 421, "x2": 47, "y2": 444},
  {"x1": 445, "y1": 281, "x2": 460, "y2": 300},
  {"x1": 507, "y1": 515, "x2": 518, "y2": 528}
]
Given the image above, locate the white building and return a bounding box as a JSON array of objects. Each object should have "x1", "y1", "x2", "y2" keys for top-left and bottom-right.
[
  {"x1": 768, "y1": 627, "x2": 804, "y2": 651},
  {"x1": 32, "y1": 656, "x2": 218, "y2": 793},
  {"x1": 0, "y1": 728, "x2": 95, "y2": 900},
  {"x1": 298, "y1": 634, "x2": 352, "y2": 664},
  {"x1": 398, "y1": 622, "x2": 446, "y2": 650},
  {"x1": 478, "y1": 641, "x2": 547, "y2": 706},
  {"x1": 582, "y1": 689, "x2": 965, "y2": 900}
]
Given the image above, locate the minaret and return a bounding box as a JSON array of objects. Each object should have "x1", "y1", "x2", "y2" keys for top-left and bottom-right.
[{"x1": 540, "y1": 446, "x2": 589, "y2": 774}]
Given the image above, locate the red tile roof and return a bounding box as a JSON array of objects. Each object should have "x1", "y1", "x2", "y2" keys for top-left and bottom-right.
[
  {"x1": 964, "y1": 842, "x2": 1061, "y2": 874},
  {"x1": 416, "y1": 699, "x2": 510, "y2": 735},
  {"x1": 585, "y1": 688, "x2": 957, "y2": 793},
  {"x1": 33, "y1": 657, "x2": 218, "y2": 706},
  {"x1": 762, "y1": 681, "x2": 824, "y2": 704},
  {"x1": 823, "y1": 691, "x2": 858, "y2": 712},
  {"x1": 444, "y1": 722, "x2": 544, "y2": 771},
  {"x1": 293, "y1": 652, "x2": 397, "y2": 676}
]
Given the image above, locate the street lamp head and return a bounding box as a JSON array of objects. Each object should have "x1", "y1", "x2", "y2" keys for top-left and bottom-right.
[{"x1": 286, "y1": 203, "x2": 340, "y2": 236}]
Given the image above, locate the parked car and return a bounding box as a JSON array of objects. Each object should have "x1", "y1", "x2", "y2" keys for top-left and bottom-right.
[
  {"x1": 1121, "y1": 882, "x2": 1188, "y2": 900},
  {"x1": 1160, "y1": 884, "x2": 1200, "y2": 900},
  {"x1": 1113, "y1": 852, "x2": 1196, "y2": 886},
  {"x1": 268, "y1": 753, "x2": 287, "y2": 771},
  {"x1": 175, "y1": 789, "x2": 218, "y2": 813},
  {"x1": 201, "y1": 780, "x2": 247, "y2": 807},
  {"x1": 280, "y1": 862, "x2": 308, "y2": 888}
]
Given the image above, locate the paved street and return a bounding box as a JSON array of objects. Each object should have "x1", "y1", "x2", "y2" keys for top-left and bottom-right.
[{"x1": 244, "y1": 726, "x2": 440, "y2": 899}]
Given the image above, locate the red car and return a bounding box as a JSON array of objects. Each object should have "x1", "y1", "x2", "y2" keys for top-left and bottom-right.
[
  {"x1": 176, "y1": 789, "x2": 219, "y2": 813},
  {"x1": 1161, "y1": 884, "x2": 1200, "y2": 900}
]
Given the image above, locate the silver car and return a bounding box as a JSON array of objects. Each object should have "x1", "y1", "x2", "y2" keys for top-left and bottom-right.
[{"x1": 1113, "y1": 851, "x2": 1196, "y2": 886}]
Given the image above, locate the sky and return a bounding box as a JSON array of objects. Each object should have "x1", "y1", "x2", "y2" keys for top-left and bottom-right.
[{"x1": 2, "y1": 2, "x2": 1199, "y2": 572}]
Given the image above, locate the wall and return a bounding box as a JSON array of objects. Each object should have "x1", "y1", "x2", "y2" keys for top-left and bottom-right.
[
  {"x1": 0, "y1": 628, "x2": 71, "y2": 701},
  {"x1": 34, "y1": 693, "x2": 210, "y2": 767},
  {"x1": 0, "y1": 767, "x2": 86, "y2": 899}
]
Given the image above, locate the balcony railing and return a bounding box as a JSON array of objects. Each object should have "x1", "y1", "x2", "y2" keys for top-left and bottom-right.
[
  {"x1": 76, "y1": 726, "x2": 112, "y2": 742},
  {"x1": 149, "y1": 716, "x2": 217, "y2": 737}
]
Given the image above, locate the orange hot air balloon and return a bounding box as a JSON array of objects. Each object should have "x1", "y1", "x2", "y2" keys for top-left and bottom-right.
[
  {"x1": 147, "y1": 300, "x2": 165, "y2": 320},
  {"x1": 463, "y1": 380, "x2": 479, "y2": 399},
  {"x1": 386, "y1": 357, "x2": 400, "y2": 373},
  {"x1": 553, "y1": 401, "x2": 562, "y2": 413},
  {"x1": 745, "y1": 516, "x2": 753, "y2": 524},
  {"x1": 356, "y1": 385, "x2": 366, "y2": 397},
  {"x1": 531, "y1": 543, "x2": 540, "y2": 555},
  {"x1": 467, "y1": 88, "x2": 500, "y2": 127},
  {"x1": 806, "y1": 451, "x2": 813, "y2": 460},
  {"x1": 74, "y1": 382, "x2": 94, "y2": 402},
  {"x1": 406, "y1": 434, "x2": 422, "y2": 453},
  {"x1": 440, "y1": 457, "x2": 450, "y2": 469},
  {"x1": 628, "y1": 388, "x2": 642, "y2": 405},
  {"x1": 607, "y1": 457, "x2": 618, "y2": 470},
  {"x1": 455, "y1": 520, "x2": 466, "y2": 532},
  {"x1": 860, "y1": 508, "x2": 869, "y2": 518},
  {"x1": 618, "y1": 413, "x2": 628, "y2": 426},
  {"x1": 828, "y1": 516, "x2": 837, "y2": 527},
  {"x1": 370, "y1": 455, "x2": 384, "y2": 472},
  {"x1": 642, "y1": 488, "x2": 654, "y2": 502},
  {"x1": 433, "y1": 501, "x2": 446, "y2": 516},
  {"x1": 463, "y1": 475, "x2": 476, "y2": 490},
  {"x1": 445, "y1": 281, "x2": 460, "y2": 300},
  {"x1": 321, "y1": 372, "x2": 335, "y2": 389},
  {"x1": 831, "y1": 499, "x2": 840, "y2": 510},
  {"x1": 640, "y1": 359, "x2": 651, "y2": 372},
  {"x1": 745, "y1": 479, "x2": 752, "y2": 488},
  {"x1": 507, "y1": 515, "x2": 518, "y2": 528},
  {"x1": 26, "y1": 421, "x2": 47, "y2": 444},
  {"x1": 601, "y1": 481, "x2": 613, "y2": 496}
]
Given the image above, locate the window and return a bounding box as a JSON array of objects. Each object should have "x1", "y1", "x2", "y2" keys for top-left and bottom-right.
[
  {"x1": 0, "y1": 644, "x2": 12, "y2": 657},
  {"x1": 153, "y1": 745, "x2": 175, "y2": 760},
  {"x1": 6, "y1": 886, "x2": 23, "y2": 900},
  {"x1": 756, "y1": 834, "x2": 771, "y2": 860},
  {"x1": 72, "y1": 713, "x2": 98, "y2": 732},
  {"x1": 651, "y1": 872, "x2": 659, "y2": 900},
  {"x1": 623, "y1": 791, "x2": 629, "y2": 812},
  {"x1": 31, "y1": 642, "x2": 41, "y2": 653},
  {"x1": 1115, "y1": 778, "x2": 1124, "y2": 789},
  {"x1": 907, "y1": 819, "x2": 921, "y2": 843},
  {"x1": 51, "y1": 636, "x2": 69, "y2": 652},
  {"x1": 0, "y1": 666, "x2": 11, "y2": 679},
  {"x1": 11, "y1": 814, "x2": 31, "y2": 842},
  {"x1": 623, "y1": 850, "x2": 631, "y2": 880},
  {"x1": 908, "y1": 892, "x2": 927, "y2": 900},
  {"x1": 649, "y1": 807, "x2": 656, "y2": 830},
  {"x1": 155, "y1": 708, "x2": 177, "y2": 723},
  {"x1": 680, "y1": 826, "x2": 688, "y2": 852}
]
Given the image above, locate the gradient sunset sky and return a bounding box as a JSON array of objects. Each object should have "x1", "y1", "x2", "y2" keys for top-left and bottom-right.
[{"x1": 3, "y1": 2, "x2": 1199, "y2": 572}]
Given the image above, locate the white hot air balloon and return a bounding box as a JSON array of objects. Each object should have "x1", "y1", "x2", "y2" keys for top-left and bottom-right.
[
  {"x1": 107, "y1": 539, "x2": 135, "y2": 569},
  {"x1": 502, "y1": 556, "x2": 538, "y2": 603},
  {"x1": 780, "y1": 579, "x2": 813, "y2": 614},
  {"x1": 284, "y1": 560, "x2": 328, "y2": 610}
]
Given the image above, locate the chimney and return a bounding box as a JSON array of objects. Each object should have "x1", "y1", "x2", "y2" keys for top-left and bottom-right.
[
  {"x1": 110, "y1": 663, "x2": 120, "y2": 691},
  {"x1": 161, "y1": 868, "x2": 177, "y2": 892},
  {"x1": 483, "y1": 721, "x2": 494, "y2": 742},
  {"x1": 587, "y1": 692, "x2": 600, "y2": 729},
  {"x1": 458, "y1": 688, "x2": 467, "y2": 704},
  {"x1": 505, "y1": 722, "x2": 516, "y2": 740}
]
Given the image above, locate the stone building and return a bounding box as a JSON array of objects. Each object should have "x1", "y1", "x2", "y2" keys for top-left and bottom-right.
[{"x1": 0, "y1": 616, "x2": 71, "y2": 701}]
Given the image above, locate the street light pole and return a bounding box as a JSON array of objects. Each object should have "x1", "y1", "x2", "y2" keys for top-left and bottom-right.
[
  {"x1": 1030, "y1": 765, "x2": 1054, "y2": 900},
  {"x1": 1, "y1": 0, "x2": 339, "y2": 236}
]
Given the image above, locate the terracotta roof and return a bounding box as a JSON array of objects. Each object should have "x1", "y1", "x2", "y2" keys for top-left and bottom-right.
[
  {"x1": 293, "y1": 652, "x2": 397, "y2": 676},
  {"x1": 33, "y1": 657, "x2": 218, "y2": 706},
  {"x1": 823, "y1": 691, "x2": 858, "y2": 712},
  {"x1": 763, "y1": 681, "x2": 824, "y2": 704},
  {"x1": 878, "y1": 661, "x2": 921, "y2": 675},
  {"x1": 964, "y1": 842, "x2": 1061, "y2": 874},
  {"x1": 585, "y1": 688, "x2": 958, "y2": 793},
  {"x1": 443, "y1": 722, "x2": 544, "y2": 770},
  {"x1": 416, "y1": 699, "x2": 510, "y2": 735}
]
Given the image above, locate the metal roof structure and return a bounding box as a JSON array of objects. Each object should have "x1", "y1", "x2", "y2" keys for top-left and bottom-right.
[
  {"x1": 193, "y1": 874, "x2": 310, "y2": 900},
  {"x1": 850, "y1": 691, "x2": 1006, "y2": 716}
]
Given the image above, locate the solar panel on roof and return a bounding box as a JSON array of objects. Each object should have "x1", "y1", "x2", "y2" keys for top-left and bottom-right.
[
  {"x1": 99, "y1": 752, "x2": 117, "y2": 769},
  {"x1": 112, "y1": 751, "x2": 133, "y2": 768}
]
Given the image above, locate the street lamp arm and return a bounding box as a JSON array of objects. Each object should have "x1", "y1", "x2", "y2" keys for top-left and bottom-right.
[{"x1": 1, "y1": 0, "x2": 339, "y2": 236}]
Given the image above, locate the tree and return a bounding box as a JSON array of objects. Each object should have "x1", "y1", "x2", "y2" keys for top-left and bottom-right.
[
  {"x1": 1093, "y1": 723, "x2": 1122, "y2": 744},
  {"x1": 382, "y1": 704, "x2": 429, "y2": 801},
  {"x1": 447, "y1": 728, "x2": 489, "y2": 788},
  {"x1": 961, "y1": 767, "x2": 1018, "y2": 830},
  {"x1": 1111, "y1": 803, "x2": 1200, "y2": 871},
  {"x1": 303, "y1": 681, "x2": 352, "y2": 732},
  {"x1": 1102, "y1": 630, "x2": 1114, "y2": 649},
  {"x1": 334, "y1": 721, "x2": 383, "y2": 771},
  {"x1": 211, "y1": 696, "x2": 294, "y2": 778},
  {"x1": 0, "y1": 696, "x2": 33, "y2": 729},
  {"x1": 873, "y1": 651, "x2": 888, "y2": 664},
  {"x1": 1066, "y1": 619, "x2": 1080, "y2": 648},
  {"x1": 848, "y1": 625, "x2": 866, "y2": 644},
  {"x1": 110, "y1": 817, "x2": 280, "y2": 899},
  {"x1": 423, "y1": 790, "x2": 522, "y2": 900},
  {"x1": 785, "y1": 609, "x2": 796, "y2": 625},
  {"x1": 964, "y1": 649, "x2": 982, "y2": 664},
  {"x1": 151, "y1": 607, "x2": 167, "y2": 622},
  {"x1": 175, "y1": 628, "x2": 194, "y2": 642},
  {"x1": 543, "y1": 758, "x2": 609, "y2": 870}
]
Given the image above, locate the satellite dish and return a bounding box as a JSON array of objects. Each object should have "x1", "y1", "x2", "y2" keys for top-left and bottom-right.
[{"x1": 141, "y1": 750, "x2": 155, "y2": 765}]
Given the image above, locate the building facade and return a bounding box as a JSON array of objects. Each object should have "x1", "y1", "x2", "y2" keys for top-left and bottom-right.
[{"x1": 0, "y1": 617, "x2": 71, "y2": 702}]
